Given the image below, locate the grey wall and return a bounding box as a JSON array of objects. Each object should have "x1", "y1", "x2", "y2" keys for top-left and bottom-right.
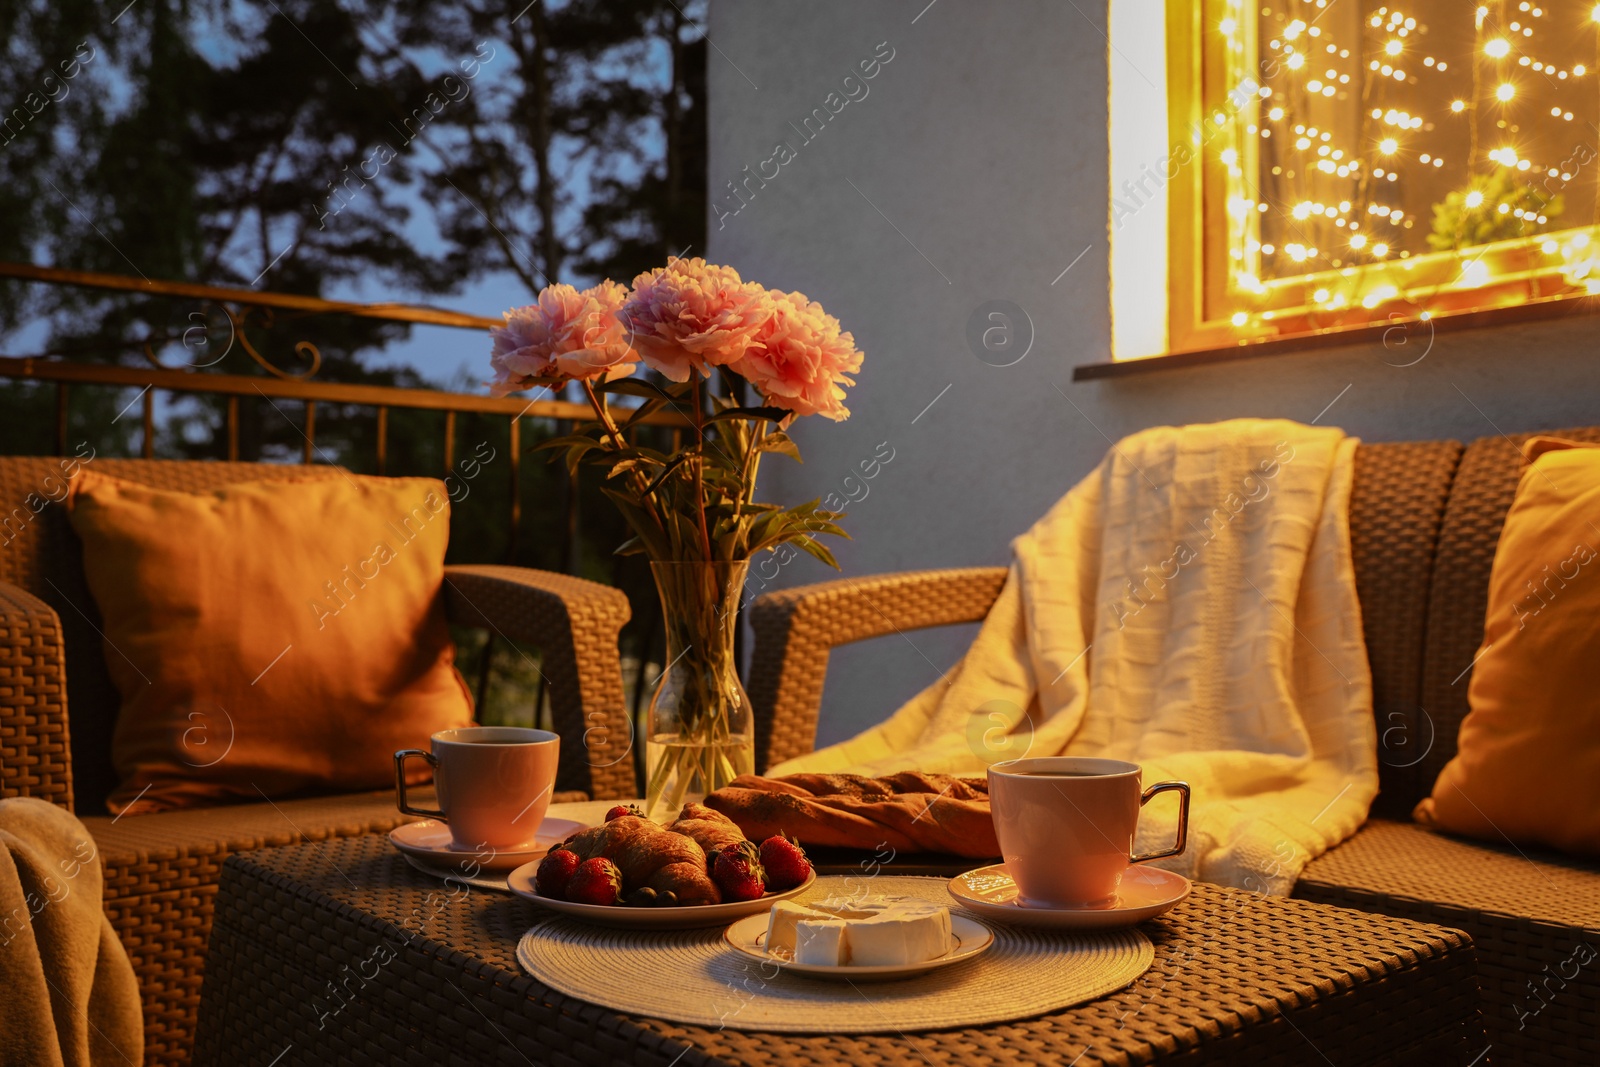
[{"x1": 708, "y1": 0, "x2": 1600, "y2": 747}]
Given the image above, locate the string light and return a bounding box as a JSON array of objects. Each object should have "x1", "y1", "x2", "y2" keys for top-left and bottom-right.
[{"x1": 1214, "y1": 0, "x2": 1599, "y2": 323}]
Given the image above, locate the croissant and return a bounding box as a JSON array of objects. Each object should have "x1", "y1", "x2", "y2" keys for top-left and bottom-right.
[
  {"x1": 669, "y1": 802, "x2": 749, "y2": 860},
  {"x1": 560, "y1": 816, "x2": 721, "y2": 905}
]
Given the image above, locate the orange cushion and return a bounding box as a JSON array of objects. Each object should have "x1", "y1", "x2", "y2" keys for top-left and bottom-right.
[
  {"x1": 1415, "y1": 437, "x2": 1600, "y2": 854},
  {"x1": 67, "y1": 470, "x2": 473, "y2": 815}
]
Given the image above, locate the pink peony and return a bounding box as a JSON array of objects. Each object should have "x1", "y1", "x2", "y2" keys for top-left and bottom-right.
[
  {"x1": 620, "y1": 258, "x2": 774, "y2": 382},
  {"x1": 730, "y1": 291, "x2": 863, "y2": 422},
  {"x1": 488, "y1": 281, "x2": 637, "y2": 396}
]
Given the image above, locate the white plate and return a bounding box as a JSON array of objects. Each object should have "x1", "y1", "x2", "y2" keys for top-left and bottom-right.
[
  {"x1": 948, "y1": 863, "x2": 1190, "y2": 929},
  {"x1": 721, "y1": 910, "x2": 994, "y2": 981},
  {"x1": 506, "y1": 864, "x2": 816, "y2": 929},
  {"x1": 389, "y1": 817, "x2": 584, "y2": 873}
]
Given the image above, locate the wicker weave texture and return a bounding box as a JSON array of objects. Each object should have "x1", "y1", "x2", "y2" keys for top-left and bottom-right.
[
  {"x1": 1416, "y1": 426, "x2": 1600, "y2": 801},
  {"x1": 196, "y1": 834, "x2": 1483, "y2": 1066},
  {"x1": 87, "y1": 789, "x2": 419, "y2": 1066},
  {"x1": 1298, "y1": 817, "x2": 1600, "y2": 1067},
  {"x1": 443, "y1": 565, "x2": 633, "y2": 800},
  {"x1": 0, "y1": 580, "x2": 72, "y2": 809},
  {"x1": 85, "y1": 787, "x2": 586, "y2": 1066},
  {"x1": 1, "y1": 455, "x2": 634, "y2": 1066},
  {"x1": 1345, "y1": 440, "x2": 1462, "y2": 816},
  {"x1": 747, "y1": 567, "x2": 1007, "y2": 770}
]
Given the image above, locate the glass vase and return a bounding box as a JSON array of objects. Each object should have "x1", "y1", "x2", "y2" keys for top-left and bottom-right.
[{"x1": 642, "y1": 560, "x2": 755, "y2": 818}]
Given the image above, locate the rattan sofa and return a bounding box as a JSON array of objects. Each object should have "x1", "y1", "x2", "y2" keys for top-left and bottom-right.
[
  {"x1": 747, "y1": 428, "x2": 1600, "y2": 1067},
  {"x1": 0, "y1": 457, "x2": 636, "y2": 1065}
]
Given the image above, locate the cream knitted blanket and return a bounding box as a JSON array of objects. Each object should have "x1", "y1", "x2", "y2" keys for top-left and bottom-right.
[{"x1": 772, "y1": 419, "x2": 1378, "y2": 894}]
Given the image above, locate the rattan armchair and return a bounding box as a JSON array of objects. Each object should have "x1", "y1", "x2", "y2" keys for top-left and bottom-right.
[
  {"x1": 746, "y1": 434, "x2": 1600, "y2": 1067},
  {"x1": 0, "y1": 456, "x2": 636, "y2": 1065},
  {"x1": 746, "y1": 567, "x2": 1006, "y2": 771}
]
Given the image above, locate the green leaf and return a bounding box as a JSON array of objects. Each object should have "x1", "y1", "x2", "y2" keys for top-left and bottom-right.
[
  {"x1": 599, "y1": 487, "x2": 670, "y2": 559},
  {"x1": 668, "y1": 506, "x2": 705, "y2": 558},
  {"x1": 741, "y1": 501, "x2": 852, "y2": 558},
  {"x1": 791, "y1": 534, "x2": 841, "y2": 569},
  {"x1": 529, "y1": 435, "x2": 609, "y2": 477},
  {"x1": 642, "y1": 452, "x2": 693, "y2": 496},
  {"x1": 619, "y1": 397, "x2": 669, "y2": 432},
  {"x1": 595, "y1": 379, "x2": 681, "y2": 404},
  {"x1": 704, "y1": 405, "x2": 791, "y2": 427},
  {"x1": 756, "y1": 432, "x2": 802, "y2": 462},
  {"x1": 607, "y1": 457, "x2": 651, "y2": 479},
  {"x1": 533, "y1": 433, "x2": 606, "y2": 454},
  {"x1": 626, "y1": 444, "x2": 676, "y2": 465}
]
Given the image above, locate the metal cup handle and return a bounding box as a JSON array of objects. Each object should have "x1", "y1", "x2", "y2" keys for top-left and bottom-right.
[
  {"x1": 395, "y1": 749, "x2": 445, "y2": 820},
  {"x1": 1130, "y1": 780, "x2": 1190, "y2": 864}
]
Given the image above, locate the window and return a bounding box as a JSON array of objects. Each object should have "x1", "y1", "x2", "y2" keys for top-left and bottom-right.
[{"x1": 1117, "y1": 0, "x2": 1600, "y2": 361}]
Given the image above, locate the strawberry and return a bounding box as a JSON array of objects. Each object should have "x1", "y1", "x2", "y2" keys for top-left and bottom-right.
[
  {"x1": 565, "y1": 857, "x2": 624, "y2": 906},
  {"x1": 758, "y1": 834, "x2": 812, "y2": 891},
  {"x1": 533, "y1": 847, "x2": 581, "y2": 899},
  {"x1": 711, "y1": 842, "x2": 767, "y2": 902},
  {"x1": 604, "y1": 803, "x2": 645, "y2": 822}
]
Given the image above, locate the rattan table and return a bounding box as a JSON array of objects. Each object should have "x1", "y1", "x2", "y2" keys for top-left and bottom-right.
[{"x1": 194, "y1": 834, "x2": 1485, "y2": 1066}]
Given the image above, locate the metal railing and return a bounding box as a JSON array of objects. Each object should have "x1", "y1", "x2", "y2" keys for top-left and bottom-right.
[
  {"x1": 0, "y1": 260, "x2": 677, "y2": 723},
  {"x1": 0, "y1": 260, "x2": 682, "y2": 553}
]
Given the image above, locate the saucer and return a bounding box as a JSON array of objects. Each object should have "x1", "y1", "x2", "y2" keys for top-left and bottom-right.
[
  {"x1": 389, "y1": 817, "x2": 584, "y2": 873},
  {"x1": 400, "y1": 851, "x2": 511, "y2": 892},
  {"x1": 948, "y1": 863, "x2": 1190, "y2": 929},
  {"x1": 722, "y1": 910, "x2": 993, "y2": 981}
]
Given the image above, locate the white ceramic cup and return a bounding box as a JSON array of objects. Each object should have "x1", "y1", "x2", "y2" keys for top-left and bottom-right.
[
  {"x1": 395, "y1": 726, "x2": 559, "y2": 851},
  {"x1": 988, "y1": 756, "x2": 1190, "y2": 908}
]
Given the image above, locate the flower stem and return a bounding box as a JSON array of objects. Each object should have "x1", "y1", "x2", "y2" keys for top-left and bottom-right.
[
  {"x1": 581, "y1": 379, "x2": 666, "y2": 534},
  {"x1": 691, "y1": 374, "x2": 713, "y2": 562},
  {"x1": 741, "y1": 422, "x2": 765, "y2": 555},
  {"x1": 746, "y1": 421, "x2": 765, "y2": 503}
]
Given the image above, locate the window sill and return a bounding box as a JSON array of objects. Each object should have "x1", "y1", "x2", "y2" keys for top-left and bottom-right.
[{"x1": 1075, "y1": 290, "x2": 1600, "y2": 382}]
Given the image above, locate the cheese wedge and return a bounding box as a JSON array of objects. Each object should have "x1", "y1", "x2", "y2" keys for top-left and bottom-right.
[
  {"x1": 765, "y1": 900, "x2": 825, "y2": 957},
  {"x1": 794, "y1": 918, "x2": 849, "y2": 965},
  {"x1": 764, "y1": 895, "x2": 952, "y2": 966},
  {"x1": 844, "y1": 900, "x2": 951, "y2": 966}
]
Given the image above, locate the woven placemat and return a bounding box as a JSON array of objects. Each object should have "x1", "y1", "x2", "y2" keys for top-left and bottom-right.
[{"x1": 516, "y1": 875, "x2": 1153, "y2": 1033}]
